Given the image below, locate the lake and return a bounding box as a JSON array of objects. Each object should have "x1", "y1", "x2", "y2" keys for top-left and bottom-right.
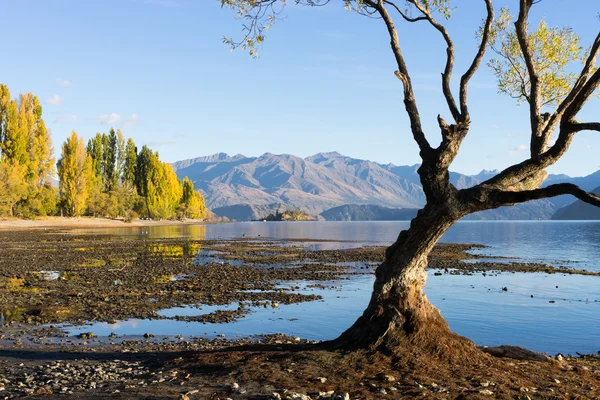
[{"x1": 69, "y1": 221, "x2": 600, "y2": 355}]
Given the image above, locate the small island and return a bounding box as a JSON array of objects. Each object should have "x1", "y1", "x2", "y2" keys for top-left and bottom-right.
[{"x1": 260, "y1": 210, "x2": 315, "y2": 221}]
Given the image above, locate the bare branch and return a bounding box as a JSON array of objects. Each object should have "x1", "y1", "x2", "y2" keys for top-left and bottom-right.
[
  {"x1": 407, "y1": 0, "x2": 460, "y2": 122},
  {"x1": 563, "y1": 66, "x2": 600, "y2": 121},
  {"x1": 514, "y1": 0, "x2": 544, "y2": 154},
  {"x1": 364, "y1": 0, "x2": 432, "y2": 155},
  {"x1": 541, "y1": 32, "x2": 600, "y2": 139},
  {"x1": 488, "y1": 183, "x2": 600, "y2": 208},
  {"x1": 459, "y1": 0, "x2": 493, "y2": 123},
  {"x1": 383, "y1": 1, "x2": 427, "y2": 22},
  {"x1": 569, "y1": 121, "x2": 600, "y2": 133}
]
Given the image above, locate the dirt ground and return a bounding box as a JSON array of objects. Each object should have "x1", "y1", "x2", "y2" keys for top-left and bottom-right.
[{"x1": 0, "y1": 225, "x2": 599, "y2": 399}]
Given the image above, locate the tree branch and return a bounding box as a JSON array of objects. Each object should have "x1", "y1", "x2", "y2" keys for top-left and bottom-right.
[
  {"x1": 488, "y1": 183, "x2": 600, "y2": 208},
  {"x1": 541, "y1": 32, "x2": 600, "y2": 139},
  {"x1": 365, "y1": 0, "x2": 432, "y2": 155},
  {"x1": 407, "y1": 0, "x2": 460, "y2": 123},
  {"x1": 459, "y1": 0, "x2": 493, "y2": 123},
  {"x1": 383, "y1": 1, "x2": 426, "y2": 22},
  {"x1": 515, "y1": 0, "x2": 544, "y2": 155},
  {"x1": 568, "y1": 121, "x2": 600, "y2": 133}
]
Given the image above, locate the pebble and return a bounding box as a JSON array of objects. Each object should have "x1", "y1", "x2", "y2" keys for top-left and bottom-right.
[{"x1": 0, "y1": 359, "x2": 150, "y2": 398}]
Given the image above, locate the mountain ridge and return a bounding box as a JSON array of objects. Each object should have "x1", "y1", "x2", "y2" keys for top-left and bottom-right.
[{"x1": 172, "y1": 152, "x2": 600, "y2": 220}]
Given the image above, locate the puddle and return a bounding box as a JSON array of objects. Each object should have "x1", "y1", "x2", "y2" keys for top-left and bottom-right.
[
  {"x1": 38, "y1": 271, "x2": 61, "y2": 281},
  {"x1": 62, "y1": 271, "x2": 600, "y2": 355},
  {"x1": 158, "y1": 303, "x2": 240, "y2": 318}
]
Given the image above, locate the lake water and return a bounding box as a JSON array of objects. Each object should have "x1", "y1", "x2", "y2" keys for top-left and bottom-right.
[{"x1": 69, "y1": 221, "x2": 600, "y2": 355}]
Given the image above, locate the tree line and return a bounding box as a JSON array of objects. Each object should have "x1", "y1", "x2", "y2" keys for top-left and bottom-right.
[{"x1": 0, "y1": 84, "x2": 206, "y2": 220}]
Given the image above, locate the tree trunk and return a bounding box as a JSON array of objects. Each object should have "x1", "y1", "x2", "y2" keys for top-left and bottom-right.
[{"x1": 327, "y1": 203, "x2": 479, "y2": 359}]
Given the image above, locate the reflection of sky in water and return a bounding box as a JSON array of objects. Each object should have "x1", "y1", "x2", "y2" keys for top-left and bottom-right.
[
  {"x1": 64, "y1": 221, "x2": 600, "y2": 354},
  {"x1": 67, "y1": 272, "x2": 600, "y2": 355},
  {"x1": 73, "y1": 221, "x2": 600, "y2": 271}
]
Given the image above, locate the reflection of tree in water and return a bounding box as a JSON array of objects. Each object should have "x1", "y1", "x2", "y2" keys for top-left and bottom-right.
[
  {"x1": 140, "y1": 224, "x2": 207, "y2": 239},
  {"x1": 0, "y1": 308, "x2": 26, "y2": 325}
]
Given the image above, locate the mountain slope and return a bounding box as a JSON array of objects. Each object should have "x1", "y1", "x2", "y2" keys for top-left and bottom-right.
[
  {"x1": 172, "y1": 152, "x2": 600, "y2": 220},
  {"x1": 552, "y1": 186, "x2": 600, "y2": 220},
  {"x1": 320, "y1": 204, "x2": 419, "y2": 221}
]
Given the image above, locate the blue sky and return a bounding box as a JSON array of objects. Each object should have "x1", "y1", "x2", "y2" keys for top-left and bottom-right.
[{"x1": 3, "y1": 0, "x2": 599, "y2": 176}]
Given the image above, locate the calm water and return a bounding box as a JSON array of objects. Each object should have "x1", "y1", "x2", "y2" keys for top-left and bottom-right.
[{"x1": 69, "y1": 221, "x2": 600, "y2": 355}]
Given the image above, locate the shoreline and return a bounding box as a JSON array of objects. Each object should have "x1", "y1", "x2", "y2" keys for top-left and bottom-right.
[{"x1": 0, "y1": 217, "x2": 210, "y2": 230}]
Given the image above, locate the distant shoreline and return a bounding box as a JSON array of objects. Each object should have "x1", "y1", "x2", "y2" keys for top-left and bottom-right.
[{"x1": 0, "y1": 217, "x2": 208, "y2": 230}]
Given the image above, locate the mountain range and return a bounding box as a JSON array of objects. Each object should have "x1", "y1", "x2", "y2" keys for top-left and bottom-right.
[{"x1": 171, "y1": 152, "x2": 600, "y2": 221}]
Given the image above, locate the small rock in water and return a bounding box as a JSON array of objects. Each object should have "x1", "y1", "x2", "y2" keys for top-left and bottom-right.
[
  {"x1": 502, "y1": 287, "x2": 508, "y2": 292},
  {"x1": 77, "y1": 332, "x2": 95, "y2": 340},
  {"x1": 143, "y1": 333, "x2": 154, "y2": 338}
]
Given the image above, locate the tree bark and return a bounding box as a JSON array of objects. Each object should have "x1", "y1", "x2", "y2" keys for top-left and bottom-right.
[{"x1": 327, "y1": 202, "x2": 478, "y2": 359}]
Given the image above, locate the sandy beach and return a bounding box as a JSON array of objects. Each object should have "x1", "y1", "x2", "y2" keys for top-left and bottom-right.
[{"x1": 0, "y1": 217, "x2": 208, "y2": 230}]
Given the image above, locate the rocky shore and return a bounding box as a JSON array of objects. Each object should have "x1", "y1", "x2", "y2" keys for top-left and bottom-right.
[{"x1": 1, "y1": 227, "x2": 599, "y2": 398}]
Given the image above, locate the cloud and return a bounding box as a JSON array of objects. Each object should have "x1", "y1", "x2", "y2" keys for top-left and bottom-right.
[
  {"x1": 47, "y1": 94, "x2": 62, "y2": 106},
  {"x1": 123, "y1": 114, "x2": 140, "y2": 127},
  {"x1": 97, "y1": 113, "x2": 121, "y2": 125},
  {"x1": 508, "y1": 144, "x2": 528, "y2": 156},
  {"x1": 56, "y1": 78, "x2": 72, "y2": 87},
  {"x1": 53, "y1": 114, "x2": 78, "y2": 124}
]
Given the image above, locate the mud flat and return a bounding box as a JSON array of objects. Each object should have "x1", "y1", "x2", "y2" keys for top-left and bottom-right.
[{"x1": 1, "y1": 228, "x2": 599, "y2": 398}]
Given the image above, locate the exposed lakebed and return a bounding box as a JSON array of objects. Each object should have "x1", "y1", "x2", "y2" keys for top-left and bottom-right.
[{"x1": 1, "y1": 224, "x2": 599, "y2": 356}]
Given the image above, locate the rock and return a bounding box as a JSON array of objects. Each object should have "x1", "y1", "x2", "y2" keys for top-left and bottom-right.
[
  {"x1": 34, "y1": 386, "x2": 53, "y2": 395},
  {"x1": 178, "y1": 394, "x2": 190, "y2": 400},
  {"x1": 315, "y1": 377, "x2": 327, "y2": 383},
  {"x1": 286, "y1": 392, "x2": 311, "y2": 400},
  {"x1": 232, "y1": 382, "x2": 240, "y2": 390},
  {"x1": 272, "y1": 393, "x2": 282, "y2": 400},
  {"x1": 143, "y1": 333, "x2": 155, "y2": 338},
  {"x1": 502, "y1": 287, "x2": 508, "y2": 291},
  {"x1": 76, "y1": 332, "x2": 95, "y2": 340},
  {"x1": 480, "y1": 345, "x2": 551, "y2": 362},
  {"x1": 479, "y1": 389, "x2": 494, "y2": 395}
]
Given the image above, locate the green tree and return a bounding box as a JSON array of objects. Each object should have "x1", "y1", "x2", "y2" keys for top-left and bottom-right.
[
  {"x1": 223, "y1": 0, "x2": 600, "y2": 355},
  {"x1": 103, "y1": 128, "x2": 118, "y2": 192},
  {"x1": 87, "y1": 133, "x2": 104, "y2": 179},
  {"x1": 122, "y1": 137, "x2": 137, "y2": 187},
  {"x1": 57, "y1": 131, "x2": 93, "y2": 216}
]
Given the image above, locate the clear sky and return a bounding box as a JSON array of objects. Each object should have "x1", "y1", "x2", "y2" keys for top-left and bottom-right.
[{"x1": 3, "y1": 0, "x2": 599, "y2": 177}]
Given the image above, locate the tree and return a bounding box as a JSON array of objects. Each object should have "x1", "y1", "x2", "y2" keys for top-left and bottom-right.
[
  {"x1": 0, "y1": 160, "x2": 27, "y2": 217},
  {"x1": 57, "y1": 131, "x2": 93, "y2": 217},
  {"x1": 122, "y1": 137, "x2": 137, "y2": 187},
  {"x1": 223, "y1": 0, "x2": 600, "y2": 356},
  {"x1": 103, "y1": 128, "x2": 118, "y2": 192},
  {"x1": 179, "y1": 177, "x2": 207, "y2": 219},
  {"x1": 0, "y1": 87, "x2": 57, "y2": 217}
]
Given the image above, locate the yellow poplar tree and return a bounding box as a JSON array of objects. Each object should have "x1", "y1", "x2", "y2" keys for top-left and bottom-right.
[
  {"x1": 57, "y1": 131, "x2": 93, "y2": 216},
  {"x1": 180, "y1": 177, "x2": 207, "y2": 219}
]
